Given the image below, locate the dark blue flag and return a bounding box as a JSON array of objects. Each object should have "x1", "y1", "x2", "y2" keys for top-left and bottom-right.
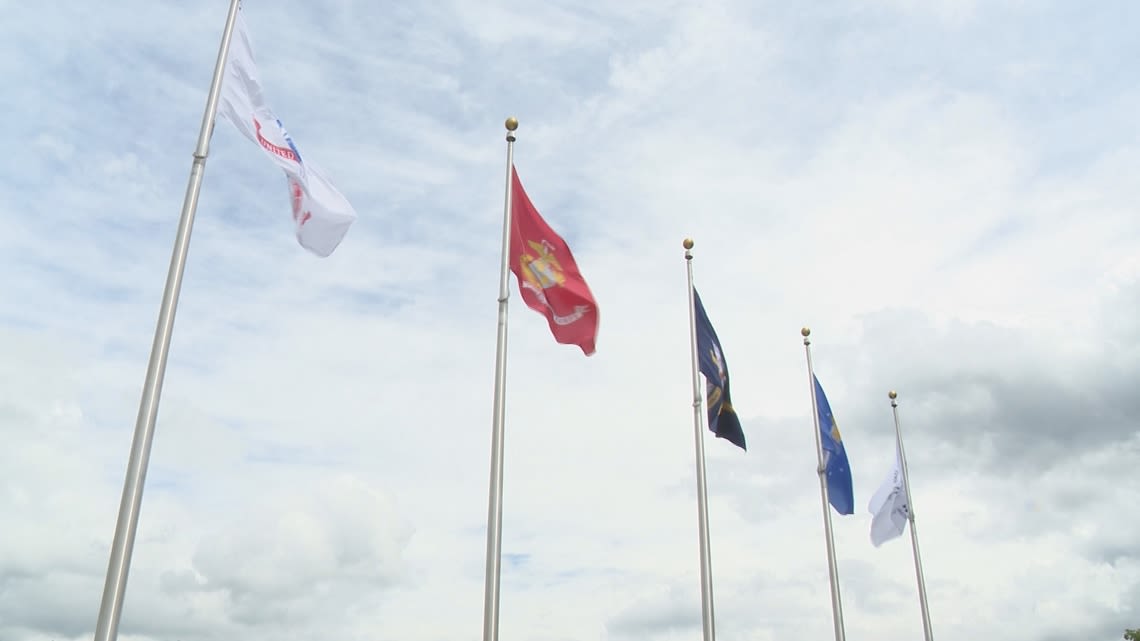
[
  {"x1": 813, "y1": 375, "x2": 854, "y2": 515},
  {"x1": 693, "y1": 289, "x2": 746, "y2": 450}
]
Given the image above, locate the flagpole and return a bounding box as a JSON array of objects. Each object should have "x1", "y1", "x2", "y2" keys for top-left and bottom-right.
[
  {"x1": 889, "y1": 390, "x2": 935, "y2": 641},
  {"x1": 801, "y1": 328, "x2": 846, "y2": 641},
  {"x1": 482, "y1": 116, "x2": 518, "y2": 641},
  {"x1": 684, "y1": 238, "x2": 717, "y2": 641},
  {"x1": 93, "y1": 2, "x2": 242, "y2": 640}
]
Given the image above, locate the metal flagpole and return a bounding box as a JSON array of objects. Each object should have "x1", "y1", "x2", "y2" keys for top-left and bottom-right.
[
  {"x1": 889, "y1": 390, "x2": 935, "y2": 641},
  {"x1": 684, "y1": 238, "x2": 717, "y2": 641},
  {"x1": 482, "y1": 116, "x2": 519, "y2": 641},
  {"x1": 801, "y1": 327, "x2": 846, "y2": 641},
  {"x1": 93, "y1": 1, "x2": 243, "y2": 640}
]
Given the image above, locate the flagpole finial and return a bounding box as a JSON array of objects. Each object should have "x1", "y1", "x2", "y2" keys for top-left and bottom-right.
[
  {"x1": 801, "y1": 327, "x2": 811, "y2": 337},
  {"x1": 505, "y1": 117, "x2": 519, "y2": 131},
  {"x1": 683, "y1": 238, "x2": 694, "y2": 250},
  {"x1": 889, "y1": 390, "x2": 898, "y2": 400}
]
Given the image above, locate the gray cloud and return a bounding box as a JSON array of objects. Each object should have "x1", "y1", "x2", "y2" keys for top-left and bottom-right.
[
  {"x1": 852, "y1": 284, "x2": 1140, "y2": 475},
  {"x1": 606, "y1": 583, "x2": 700, "y2": 638}
]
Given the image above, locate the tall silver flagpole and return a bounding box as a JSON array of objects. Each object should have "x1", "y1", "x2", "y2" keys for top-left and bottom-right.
[
  {"x1": 482, "y1": 116, "x2": 518, "y2": 641},
  {"x1": 93, "y1": 2, "x2": 243, "y2": 640},
  {"x1": 801, "y1": 328, "x2": 846, "y2": 641},
  {"x1": 889, "y1": 390, "x2": 935, "y2": 641},
  {"x1": 684, "y1": 238, "x2": 717, "y2": 641}
]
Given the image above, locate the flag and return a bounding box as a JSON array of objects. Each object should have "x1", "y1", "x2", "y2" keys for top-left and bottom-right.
[
  {"x1": 694, "y1": 289, "x2": 745, "y2": 450},
  {"x1": 508, "y1": 166, "x2": 600, "y2": 356},
  {"x1": 813, "y1": 375, "x2": 853, "y2": 514},
  {"x1": 217, "y1": 7, "x2": 357, "y2": 257},
  {"x1": 869, "y1": 445, "x2": 909, "y2": 547}
]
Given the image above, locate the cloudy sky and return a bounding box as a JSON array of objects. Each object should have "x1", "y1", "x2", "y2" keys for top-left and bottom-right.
[{"x1": 2, "y1": 1, "x2": 1138, "y2": 640}]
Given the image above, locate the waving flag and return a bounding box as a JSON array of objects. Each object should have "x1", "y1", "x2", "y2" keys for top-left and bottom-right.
[
  {"x1": 217, "y1": 8, "x2": 356, "y2": 257},
  {"x1": 509, "y1": 166, "x2": 600, "y2": 355},
  {"x1": 869, "y1": 445, "x2": 909, "y2": 546},
  {"x1": 813, "y1": 375, "x2": 855, "y2": 515},
  {"x1": 693, "y1": 289, "x2": 746, "y2": 450}
]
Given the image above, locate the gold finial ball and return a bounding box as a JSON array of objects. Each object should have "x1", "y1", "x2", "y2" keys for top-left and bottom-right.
[
  {"x1": 505, "y1": 117, "x2": 519, "y2": 131},
  {"x1": 683, "y1": 238, "x2": 695, "y2": 250},
  {"x1": 801, "y1": 327, "x2": 811, "y2": 337},
  {"x1": 889, "y1": 390, "x2": 898, "y2": 400}
]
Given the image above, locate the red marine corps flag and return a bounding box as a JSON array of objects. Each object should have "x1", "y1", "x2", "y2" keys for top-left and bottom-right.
[{"x1": 509, "y1": 166, "x2": 600, "y2": 356}]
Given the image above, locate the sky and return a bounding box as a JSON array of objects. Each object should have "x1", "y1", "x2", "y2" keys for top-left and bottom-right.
[{"x1": 1, "y1": 1, "x2": 1138, "y2": 640}]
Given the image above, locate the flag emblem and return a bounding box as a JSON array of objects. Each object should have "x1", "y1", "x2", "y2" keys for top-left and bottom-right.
[
  {"x1": 707, "y1": 344, "x2": 727, "y2": 406},
  {"x1": 520, "y1": 240, "x2": 567, "y2": 292}
]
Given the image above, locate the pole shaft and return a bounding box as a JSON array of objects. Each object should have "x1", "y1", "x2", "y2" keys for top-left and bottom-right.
[
  {"x1": 685, "y1": 248, "x2": 716, "y2": 641},
  {"x1": 891, "y1": 399, "x2": 934, "y2": 641},
  {"x1": 481, "y1": 124, "x2": 517, "y2": 641},
  {"x1": 803, "y1": 337, "x2": 846, "y2": 641},
  {"x1": 92, "y1": 2, "x2": 243, "y2": 640}
]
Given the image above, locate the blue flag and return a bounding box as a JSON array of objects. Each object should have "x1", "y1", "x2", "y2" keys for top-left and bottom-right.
[
  {"x1": 693, "y1": 289, "x2": 746, "y2": 450},
  {"x1": 813, "y1": 375, "x2": 854, "y2": 515}
]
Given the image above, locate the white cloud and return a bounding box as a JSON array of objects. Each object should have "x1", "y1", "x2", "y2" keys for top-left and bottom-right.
[{"x1": 1, "y1": 1, "x2": 1139, "y2": 641}]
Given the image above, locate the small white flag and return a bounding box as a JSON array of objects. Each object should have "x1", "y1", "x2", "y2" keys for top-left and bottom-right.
[
  {"x1": 868, "y1": 445, "x2": 910, "y2": 547},
  {"x1": 217, "y1": 8, "x2": 356, "y2": 257}
]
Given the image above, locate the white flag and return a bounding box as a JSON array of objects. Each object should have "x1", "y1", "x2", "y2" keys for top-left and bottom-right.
[
  {"x1": 868, "y1": 445, "x2": 909, "y2": 547},
  {"x1": 217, "y1": 9, "x2": 356, "y2": 257}
]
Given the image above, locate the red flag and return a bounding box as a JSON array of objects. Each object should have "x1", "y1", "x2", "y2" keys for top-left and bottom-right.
[{"x1": 508, "y1": 166, "x2": 600, "y2": 356}]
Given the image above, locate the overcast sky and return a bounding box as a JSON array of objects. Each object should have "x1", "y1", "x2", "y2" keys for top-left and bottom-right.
[{"x1": 1, "y1": 1, "x2": 1138, "y2": 640}]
